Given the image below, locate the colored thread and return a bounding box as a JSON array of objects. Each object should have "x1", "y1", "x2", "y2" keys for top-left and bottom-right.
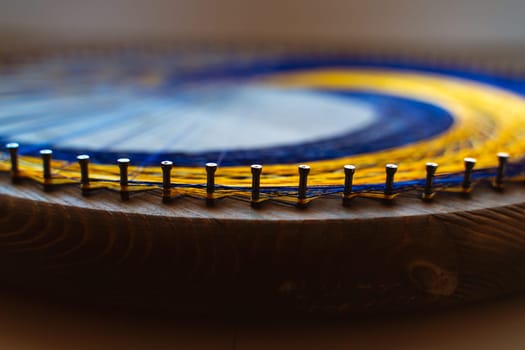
[{"x1": 1, "y1": 59, "x2": 525, "y2": 204}]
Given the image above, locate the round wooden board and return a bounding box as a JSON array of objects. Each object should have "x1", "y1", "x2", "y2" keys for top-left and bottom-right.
[{"x1": 2, "y1": 172, "x2": 525, "y2": 316}]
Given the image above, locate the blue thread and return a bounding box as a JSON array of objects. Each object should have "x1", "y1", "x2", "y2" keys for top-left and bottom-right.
[{"x1": 0, "y1": 92, "x2": 454, "y2": 166}]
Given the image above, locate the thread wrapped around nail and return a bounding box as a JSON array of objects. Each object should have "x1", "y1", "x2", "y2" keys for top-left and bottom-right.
[
  {"x1": 40, "y1": 149, "x2": 53, "y2": 191},
  {"x1": 77, "y1": 155, "x2": 91, "y2": 196},
  {"x1": 297, "y1": 165, "x2": 310, "y2": 208},
  {"x1": 251, "y1": 164, "x2": 263, "y2": 208},
  {"x1": 118, "y1": 158, "x2": 130, "y2": 201},
  {"x1": 384, "y1": 164, "x2": 398, "y2": 199},
  {"x1": 342, "y1": 164, "x2": 356, "y2": 206},
  {"x1": 462, "y1": 157, "x2": 476, "y2": 193},
  {"x1": 6, "y1": 143, "x2": 20, "y2": 182},
  {"x1": 493, "y1": 152, "x2": 509, "y2": 190},
  {"x1": 161, "y1": 160, "x2": 173, "y2": 203},
  {"x1": 205, "y1": 163, "x2": 218, "y2": 206},
  {"x1": 422, "y1": 162, "x2": 438, "y2": 201}
]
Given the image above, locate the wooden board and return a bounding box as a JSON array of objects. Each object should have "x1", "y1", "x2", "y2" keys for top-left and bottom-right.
[{"x1": 2, "y1": 172, "x2": 525, "y2": 316}]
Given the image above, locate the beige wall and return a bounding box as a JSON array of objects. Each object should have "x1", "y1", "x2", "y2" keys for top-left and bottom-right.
[{"x1": 1, "y1": 0, "x2": 525, "y2": 50}]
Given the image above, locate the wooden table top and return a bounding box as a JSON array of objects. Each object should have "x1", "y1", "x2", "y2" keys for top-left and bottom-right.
[{"x1": 0, "y1": 291, "x2": 524, "y2": 350}]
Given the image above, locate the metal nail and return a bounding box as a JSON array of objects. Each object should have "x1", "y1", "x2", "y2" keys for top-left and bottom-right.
[
  {"x1": 77, "y1": 154, "x2": 90, "y2": 196},
  {"x1": 342, "y1": 164, "x2": 356, "y2": 207},
  {"x1": 205, "y1": 162, "x2": 217, "y2": 206},
  {"x1": 251, "y1": 164, "x2": 263, "y2": 208},
  {"x1": 462, "y1": 157, "x2": 476, "y2": 192},
  {"x1": 40, "y1": 149, "x2": 53, "y2": 191},
  {"x1": 422, "y1": 162, "x2": 438, "y2": 201},
  {"x1": 385, "y1": 163, "x2": 398, "y2": 198},
  {"x1": 297, "y1": 164, "x2": 310, "y2": 208},
  {"x1": 494, "y1": 152, "x2": 509, "y2": 190},
  {"x1": 118, "y1": 158, "x2": 130, "y2": 201},
  {"x1": 161, "y1": 160, "x2": 173, "y2": 204},
  {"x1": 6, "y1": 142, "x2": 19, "y2": 183}
]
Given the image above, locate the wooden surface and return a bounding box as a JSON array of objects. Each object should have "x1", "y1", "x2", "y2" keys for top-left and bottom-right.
[
  {"x1": 2, "y1": 172, "x2": 525, "y2": 315},
  {"x1": 2, "y1": 280, "x2": 525, "y2": 349}
]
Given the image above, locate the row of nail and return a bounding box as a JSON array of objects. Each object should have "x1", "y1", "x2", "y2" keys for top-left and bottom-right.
[{"x1": 4, "y1": 143, "x2": 510, "y2": 208}]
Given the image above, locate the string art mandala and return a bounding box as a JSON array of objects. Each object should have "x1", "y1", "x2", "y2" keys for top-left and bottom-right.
[
  {"x1": 1, "y1": 49, "x2": 525, "y2": 205},
  {"x1": 4, "y1": 47, "x2": 525, "y2": 315}
]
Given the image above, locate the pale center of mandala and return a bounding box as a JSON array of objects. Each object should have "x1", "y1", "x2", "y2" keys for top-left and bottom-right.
[{"x1": 3, "y1": 85, "x2": 377, "y2": 152}]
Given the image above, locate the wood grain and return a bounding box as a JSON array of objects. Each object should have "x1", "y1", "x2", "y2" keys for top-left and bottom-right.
[{"x1": 1, "y1": 172, "x2": 525, "y2": 316}]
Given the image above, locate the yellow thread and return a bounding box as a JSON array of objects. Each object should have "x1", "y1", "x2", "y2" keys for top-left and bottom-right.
[{"x1": 421, "y1": 192, "x2": 436, "y2": 200}]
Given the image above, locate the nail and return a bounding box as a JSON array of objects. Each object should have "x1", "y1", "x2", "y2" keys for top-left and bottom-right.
[
  {"x1": 251, "y1": 164, "x2": 263, "y2": 208},
  {"x1": 342, "y1": 164, "x2": 355, "y2": 207},
  {"x1": 384, "y1": 163, "x2": 398, "y2": 198},
  {"x1": 462, "y1": 157, "x2": 476, "y2": 193},
  {"x1": 206, "y1": 162, "x2": 217, "y2": 206},
  {"x1": 494, "y1": 152, "x2": 509, "y2": 190},
  {"x1": 422, "y1": 162, "x2": 438, "y2": 201},
  {"x1": 297, "y1": 164, "x2": 310, "y2": 208},
  {"x1": 77, "y1": 154, "x2": 90, "y2": 196},
  {"x1": 40, "y1": 149, "x2": 53, "y2": 191},
  {"x1": 161, "y1": 160, "x2": 173, "y2": 204},
  {"x1": 118, "y1": 158, "x2": 130, "y2": 201},
  {"x1": 6, "y1": 142, "x2": 20, "y2": 183}
]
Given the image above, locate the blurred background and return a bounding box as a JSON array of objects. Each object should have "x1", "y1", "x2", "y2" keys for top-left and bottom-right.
[{"x1": 1, "y1": 0, "x2": 525, "y2": 57}]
